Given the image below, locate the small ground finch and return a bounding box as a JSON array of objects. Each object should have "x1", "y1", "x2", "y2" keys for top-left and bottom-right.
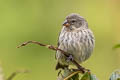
[{"x1": 56, "y1": 13, "x2": 95, "y2": 70}]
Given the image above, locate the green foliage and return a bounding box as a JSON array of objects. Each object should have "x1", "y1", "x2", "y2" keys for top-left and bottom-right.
[
  {"x1": 67, "y1": 69, "x2": 120, "y2": 80},
  {"x1": 62, "y1": 70, "x2": 98, "y2": 80},
  {"x1": 81, "y1": 72, "x2": 91, "y2": 80},
  {"x1": 109, "y1": 69, "x2": 120, "y2": 80},
  {"x1": 80, "y1": 72, "x2": 97, "y2": 80},
  {"x1": 117, "y1": 78, "x2": 120, "y2": 80},
  {"x1": 113, "y1": 44, "x2": 120, "y2": 49},
  {"x1": 70, "y1": 73, "x2": 79, "y2": 80},
  {"x1": 0, "y1": 66, "x2": 29, "y2": 80},
  {"x1": 70, "y1": 74, "x2": 79, "y2": 80}
]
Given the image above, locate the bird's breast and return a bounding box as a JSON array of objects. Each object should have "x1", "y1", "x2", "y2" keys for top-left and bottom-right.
[
  {"x1": 58, "y1": 29, "x2": 95, "y2": 63},
  {"x1": 59, "y1": 31, "x2": 81, "y2": 53}
]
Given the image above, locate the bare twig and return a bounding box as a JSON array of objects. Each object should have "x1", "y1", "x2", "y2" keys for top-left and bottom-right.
[
  {"x1": 64, "y1": 71, "x2": 80, "y2": 80},
  {"x1": 7, "y1": 69, "x2": 29, "y2": 80},
  {"x1": 17, "y1": 41, "x2": 86, "y2": 73}
]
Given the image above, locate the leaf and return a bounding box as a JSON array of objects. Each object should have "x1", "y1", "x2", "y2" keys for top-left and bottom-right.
[
  {"x1": 109, "y1": 69, "x2": 120, "y2": 80},
  {"x1": 63, "y1": 70, "x2": 80, "y2": 80},
  {"x1": 81, "y1": 72, "x2": 90, "y2": 80},
  {"x1": 81, "y1": 72, "x2": 98, "y2": 80},
  {"x1": 113, "y1": 44, "x2": 120, "y2": 49},
  {"x1": 70, "y1": 73, "x2": 79, "y2": 80},
  {"x1": 117, "y1": 78, "x2": 120, "y2": 80}
]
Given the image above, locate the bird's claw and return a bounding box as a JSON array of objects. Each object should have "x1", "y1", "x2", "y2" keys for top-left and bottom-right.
[{"x1": 66, "y1": 54, "x2": 74, "y2": 62}]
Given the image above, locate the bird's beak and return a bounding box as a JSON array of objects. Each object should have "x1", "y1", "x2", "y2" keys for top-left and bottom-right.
[{"x1": 63, "y1": 20, "x2": 70, "y2": 27}]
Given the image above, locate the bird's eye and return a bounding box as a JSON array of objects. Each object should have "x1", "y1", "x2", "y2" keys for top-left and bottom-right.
[{"x1": 71, "y1": 20, "x2": 76, "y2": 23}]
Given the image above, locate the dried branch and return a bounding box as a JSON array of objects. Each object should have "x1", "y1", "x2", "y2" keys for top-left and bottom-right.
[
  {"x1": 17, "y1": 41, "x2": 86, "y2": 73},
  {"x1": 7, "y1": 69, "x2": 29, "y2": 80},
  {"x1": 64, "y1": 71, "x2": 80, "y2": 80},
  {"x1": 17, "y1": 41, "x2": 88, "y2": 80}
]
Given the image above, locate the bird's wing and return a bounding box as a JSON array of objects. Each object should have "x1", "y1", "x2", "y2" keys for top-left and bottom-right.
[{"x1": 55, "y1": 31, "x2": 61, "y2": 59}]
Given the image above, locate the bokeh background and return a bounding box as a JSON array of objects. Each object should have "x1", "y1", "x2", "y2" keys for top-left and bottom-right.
[{"x1": 0, "y1": 0, "x2": 120, "y2": 80}]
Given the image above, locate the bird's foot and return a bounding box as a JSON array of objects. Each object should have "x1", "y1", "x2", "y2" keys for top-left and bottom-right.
[
  {"x1": 58, "y1": 70, "x2": 62, "y2": 76},
  {"x1": 66, "y1": 54, "x2": 74, "y2": 62}
]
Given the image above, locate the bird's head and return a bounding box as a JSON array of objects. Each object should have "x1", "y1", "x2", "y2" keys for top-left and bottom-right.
[{"x1": 63, "y1": 13, "x2": 88, "y2": 31}]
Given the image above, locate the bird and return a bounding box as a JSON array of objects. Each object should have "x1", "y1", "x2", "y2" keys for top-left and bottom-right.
[{"x1": 56, "y1": 13, "x2": 95, "y2": 70}]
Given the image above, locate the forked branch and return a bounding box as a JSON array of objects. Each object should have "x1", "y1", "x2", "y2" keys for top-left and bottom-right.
[{"x1": 17, "y1": 41, "x2": 86, "y2": 74}]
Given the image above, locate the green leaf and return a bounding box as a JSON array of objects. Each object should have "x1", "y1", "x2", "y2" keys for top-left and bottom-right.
[
  {"x1": 113, "y1": 44, "x2": 120, "y2": 49},
  {"x1": 109, "y1": 69, "x2": 120, "y2": 80},
  {"x1": 70, "y1": 73, "x2": 79, "y2": 80},
  {"x1": 81, "y1": 72, "x2": 98, "y2": 80},
  {"x1": 117, "y1": 78, "x2": 120, "y2": 80},
  {"x1": 81, "y1": 72, "x2": 90, "y2": 80}
]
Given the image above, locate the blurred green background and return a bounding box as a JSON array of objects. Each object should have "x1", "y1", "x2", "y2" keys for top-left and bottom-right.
[{"x1": 0, "y1": 0, "x2": 120, "y2": 80}]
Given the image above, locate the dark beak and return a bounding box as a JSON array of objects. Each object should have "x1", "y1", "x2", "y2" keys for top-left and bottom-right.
[{"x1": 63, "y1": 20, "x2": 70, "y2": 27}]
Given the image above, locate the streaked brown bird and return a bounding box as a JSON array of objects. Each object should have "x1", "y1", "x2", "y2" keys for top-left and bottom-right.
[{"x1": 56, "y1": 13, "x2": 95, "y2": 70}]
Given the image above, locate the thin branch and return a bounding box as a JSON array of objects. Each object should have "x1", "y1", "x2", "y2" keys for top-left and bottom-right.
[
  {"x1": 17, "y1": 41, "x2": 68, "y2": 57},
  {"x1": 64, "y1": 71, "x2": 80, "y2": 80},
  {"x1": 7, "y1": 69, "x2": 29, "y2": 80},
  {"x1": 17, "y1": 41, "x2": 86, "y2": 74}
]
